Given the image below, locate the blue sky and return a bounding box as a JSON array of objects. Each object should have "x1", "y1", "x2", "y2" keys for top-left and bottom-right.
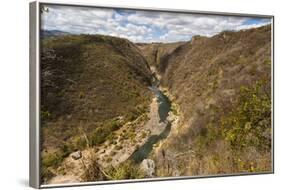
[{"x1": 41, "y1": 5, "x2": 271, "y2": 42}]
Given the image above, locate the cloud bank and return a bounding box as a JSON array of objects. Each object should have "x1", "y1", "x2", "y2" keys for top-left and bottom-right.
[{"x1": 41, "y1": 5, "x2": 271, "y2": 43}]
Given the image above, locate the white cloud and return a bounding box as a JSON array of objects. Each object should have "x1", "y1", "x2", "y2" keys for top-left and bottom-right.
[{"x1": 41, "y1": 5, "x2": 271, "y2": 42}]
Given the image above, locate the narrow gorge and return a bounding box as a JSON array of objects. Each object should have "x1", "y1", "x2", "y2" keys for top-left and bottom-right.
[{"x1": 41, "y1": 24, "x2": 272, "y2": 184}]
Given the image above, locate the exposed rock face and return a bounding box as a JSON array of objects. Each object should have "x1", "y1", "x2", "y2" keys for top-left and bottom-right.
[{"x1": 140, "y1": 159, "x2": 155, "y2": 177}]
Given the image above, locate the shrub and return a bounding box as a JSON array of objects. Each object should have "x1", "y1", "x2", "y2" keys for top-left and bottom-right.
[
  {"x1": 107, "y1": 161, "x2": 145, "y2": 180},
  {"x1": 72, "y1": 136, "x2": 87, "y2": 150},
  {"x1": 41, "y1": 110, "x2": 51, "y2": 120},
  {"x1": 221, "y1": 80, "x2": 271, "y2": 151},
  {"x1": 40, "y1": 166, "x2": 55, "y2": 183},
  {"x1": 81, "y1": 151, "x2": 105, "y2": 181},
  {"x1": 115, "y1": 145, "x2": 123, "y2": 150},
  {"x1": 127, "y1": 131, "x2": 136, "y2": 140},
  {"x1": 79, "y1": 91, "x2": 85, "y2": 99},
  {"x1": 42, "y1": 142, "x2": 76, "y2": 170},
  {"x1": 107, "y1": 120, "x2": 121, "y2": 131},
  {"x1": 171, "y1": 105, "x2": 178, "y2": 116},
  {"x1": 127, "y1": 113, "x2": 137, "y2": 121},
  {"x1": 61, "y1": 144, "x2": 72, "y2": 157},
  {"x1": 89, "y1": 119, "x2": 122, "y2": 146},
  {"x1": 89, "y1": 127, "x2": 108, "y2": 145},
  {"x1": 141, "y1": 131, "x2": 147, "y2": 138},
  {"x1": 263, "y1": 59, "x2": 271, "y2": 65},
  {"x1": 42, "y1": 152, "x2": 63, "y2": 168}
]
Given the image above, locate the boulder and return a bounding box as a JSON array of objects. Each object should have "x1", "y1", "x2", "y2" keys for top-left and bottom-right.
[
  {"x1": 140, "y1": 159, "x2": 155, "y2": 177},
  {"x1": 71, "y1": 151, "x2": 82, "y2": 160}
]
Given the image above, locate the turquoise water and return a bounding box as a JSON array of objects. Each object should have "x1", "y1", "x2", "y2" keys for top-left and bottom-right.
[
  {"x1": 149, "y1": 86, "x2": 171, "y2": 123},
  {"x1": 130, "y1": 85, "x2": 172, "y2": 163}
]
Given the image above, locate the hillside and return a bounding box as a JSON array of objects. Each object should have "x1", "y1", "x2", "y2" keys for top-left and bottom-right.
[
  {"x1": 136, "y1": 42, "x2": 184, "y2": 79},
  {"x1": 40, "y1": 34, "x2": 153, "y2": 182},
  {"x1": 40, "y1": 24, "x2": 272, "y2": 184},
  {"x1": 145, "y1": 25, "x2": 272, "y2": 176},
  {"x1": 136, "y1": 42, "x2": 185, "y2": 67}
]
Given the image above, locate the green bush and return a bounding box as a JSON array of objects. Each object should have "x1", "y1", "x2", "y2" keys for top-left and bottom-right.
[
  {"x1": 61, "y1": 144, "x2": 72, "y2": 157},
  {"x1": 171, "y1": 105, "x2": 178, "y2": 116},
  {"x1": 42, "y1": 143, "x2": 75, "y2": 170},
  {"x1": 89, "y1": 119, "x2": 122, "y2": 146},
  {"x1": 72, "y1": 136, "x2": 87, "y2": 150},
  {"x1": 41, "y1": 110, "x2": 51, "y2": 120},
  {"x1": 89, "y1": 127, "x2": 109, "y2": 145},
  {"x1": 126, "y1": 112, "x2": 138, "y2": 121},
  {"x1": 221, "y1": 81, "x2": 271, "y2": 151},
  {"x1": 42, "y1": 152, "x2": 63, "y2": 168},
  {"x1": 141, "y1": 131, "x2": 147, "y2": 138},
  {"x1": 107, "y1": 161, "x2": 145, "y2": 180},
  {"x1": 263, "y1": 59, "x2": 271, "y2": 65},
  {"x1": 127, "y1": 131, "x2": 136, "y2": 140}
]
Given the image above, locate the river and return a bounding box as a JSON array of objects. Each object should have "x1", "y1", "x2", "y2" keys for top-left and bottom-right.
[{"x1": 130, "y1": 84, "x2": 172, "y2": 163}]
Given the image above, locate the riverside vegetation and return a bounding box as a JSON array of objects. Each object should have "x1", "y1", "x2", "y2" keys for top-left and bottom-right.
[{"x1": 40, "y1": 25, "x2": 272, "y2": 184}]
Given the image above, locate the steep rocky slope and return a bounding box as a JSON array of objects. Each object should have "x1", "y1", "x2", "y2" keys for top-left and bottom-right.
[
  {"x1": 136, "y1": 42, "x2": 184, "y2": 79},
  {"x1": 40, "y1": 35, "x2": 153, "y2": 182},
  {"x1": 40, "y1": 24, "x2": 272, "y2": 183},
  {"x1": 143, "y1": 25, "x2": 272, "y2": 176},
  {"x1": 136, "y1": 42, "x2": 185, "y2": 67}
]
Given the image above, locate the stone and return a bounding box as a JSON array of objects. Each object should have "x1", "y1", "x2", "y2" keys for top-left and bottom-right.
[
  {"x1": 140, "y1": 159, "x2": 155, "y2": 177},
  {"x1": 71, "y1": 151, "x2": 82, "y2": 160},
  {"x1": 116, "y1": 116, "x2": 124, "y2": 121}
]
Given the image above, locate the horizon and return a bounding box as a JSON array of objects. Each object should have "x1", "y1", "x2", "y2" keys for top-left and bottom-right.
[{"x1": 41, "y1": 5, "x2": 271, "y2": 43}]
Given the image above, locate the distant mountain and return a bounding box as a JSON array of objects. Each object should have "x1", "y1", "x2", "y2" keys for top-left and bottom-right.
[{"x1": 41, "y1": 30, "x2": 70, "y2": 38}]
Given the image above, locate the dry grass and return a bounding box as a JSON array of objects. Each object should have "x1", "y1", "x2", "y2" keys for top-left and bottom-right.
[
  {"x1": 151, "y1": 25, "x2": 272, "y2": 176},
  {"x1": 40, "y1": 34, "x2": 153, "y2": 174}
]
